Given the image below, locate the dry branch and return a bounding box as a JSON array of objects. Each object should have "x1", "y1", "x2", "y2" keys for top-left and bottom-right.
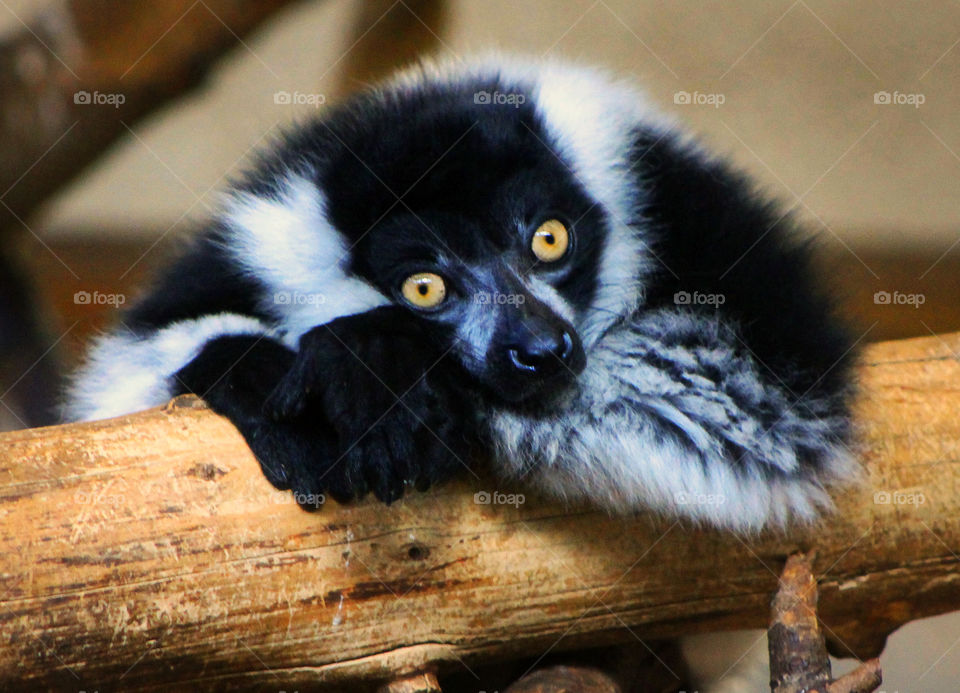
[
  {"x1": 0, "y1": 0, "x2": 299, "y2": 231},
  {"x1": 378, "y1": 670, "x2": 442, "y2": 693},
  {"x1": 769, "y1": 552, "x2": 832, "y2": 692},
  {"x1": 339, "y1": 0, "x2": 450, "y2": 91},
  {"x1": 0, "y1": 0, "x2": 300, "y2": 427},
  {"x1": 769, "y1": 552, "x2": 881, "y2": 693},
  {"x1": 827, "y1": 660, "x2": 883, "y2": 693},
  {"x1": 2, "y1": 331, "x2": 960, "y2": 690}
]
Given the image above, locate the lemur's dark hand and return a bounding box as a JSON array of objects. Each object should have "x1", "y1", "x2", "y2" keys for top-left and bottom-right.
[
  {"x1": 264, "y1": 306, "x2": 476, "y2": 504},
  {"x1": 173, "y1": 335, "x2": 341, "y2": 505}
]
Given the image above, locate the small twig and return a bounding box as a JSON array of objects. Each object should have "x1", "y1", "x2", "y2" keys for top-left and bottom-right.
[
  {"x1": 769, "y1": 552, "x2": 881, "y2": 693},
  {"x1": 769, "y1": 551, "x2": 832, "y2": 692},
  {"x1": 826, "y1": 659, "x2": 882, "y2": 693}
]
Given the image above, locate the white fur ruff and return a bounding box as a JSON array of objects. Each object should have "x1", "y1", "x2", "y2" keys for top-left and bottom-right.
[{"x1": 64, "y1": 313, "x2": 275, "y2": 422}]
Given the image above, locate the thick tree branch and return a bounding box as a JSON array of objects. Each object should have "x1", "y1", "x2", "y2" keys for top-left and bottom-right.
[{"x1": 2, "y1": 331, "x2": 960, "y2": 690}]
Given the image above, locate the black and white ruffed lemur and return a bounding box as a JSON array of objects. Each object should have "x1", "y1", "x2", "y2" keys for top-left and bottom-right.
[{"x1": 65, "y1": 56, "x2": 858, "y2": 531}]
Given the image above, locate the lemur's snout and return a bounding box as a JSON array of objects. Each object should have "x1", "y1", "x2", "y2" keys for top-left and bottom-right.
[
  {"x1": 507, "y1": 321, "x2": 577, "y2": 376},
  {"x1": 466, "y1": 286, "x2": 586, "y2": 404},
  {"x1": 501, "y1": 309, "x2": 586, "y2": 392}
]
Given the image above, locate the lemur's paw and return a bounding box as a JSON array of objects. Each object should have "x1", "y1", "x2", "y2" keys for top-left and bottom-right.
[
  {"x1": 173, "y1": 335, "x2": 347, "y2": 505},
  {"x1": 266, "y1": 308, "x2": 474, "y2": 503},
  {"x1": 242, "y1": 414, "x2": 340, "y2": 501}
]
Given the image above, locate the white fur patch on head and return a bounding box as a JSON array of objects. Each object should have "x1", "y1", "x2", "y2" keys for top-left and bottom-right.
[
  {"x1": 64, "y1": 313, "x2": 275, "y2": 422},
  {"x1": 222, "y1": 174, "x2": 389, "y2": 345},
  {"x1": 522, "y1": 274, "x2": 576, "y2": 324},
  {"x1": 520, "y1": 61, "x2": 659, "y2": 347}
]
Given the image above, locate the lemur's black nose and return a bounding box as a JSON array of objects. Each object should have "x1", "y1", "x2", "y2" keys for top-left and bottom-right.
[{"x1": 507, "y1": 328, "x2": 575, "y2": 375}]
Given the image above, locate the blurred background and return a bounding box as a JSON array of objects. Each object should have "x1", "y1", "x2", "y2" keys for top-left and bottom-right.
[{"x1": 0, "y1": 1, "x2": 957, "y2": 690}]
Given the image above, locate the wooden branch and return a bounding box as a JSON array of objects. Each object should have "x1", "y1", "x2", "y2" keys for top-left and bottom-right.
[
  {"x1": 769, "y1": 552, "x2": 832, "y2": 693},
  {"x1": 827, "y1": 660, "x2": 882, "y2": 693},
  {"x1": 0, "y1": 244, "x2": 62, "y2": 427},
  {"x1": 0, "y1": 0, "x2": 299, "y2": 231},
  {"x1": 3, "y1": 331, "x2": 960, "y2": 690},
  {"x1": 339, "y1": 0, "x2": 449, "y2": 92},
  {"x1": 769, "y1": 552, "x2": 881, "y2": 693}
]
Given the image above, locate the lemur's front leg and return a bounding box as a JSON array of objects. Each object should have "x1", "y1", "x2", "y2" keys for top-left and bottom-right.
[
  {"x1": 175, "y1": 308, "x2": 476, "y2": 505},
  {"x1": 173, "y1": 335, "x2": 345, "y2": 504},
  {"x1": 263, "y1": 306, "x2": 478, "y2": 504}
]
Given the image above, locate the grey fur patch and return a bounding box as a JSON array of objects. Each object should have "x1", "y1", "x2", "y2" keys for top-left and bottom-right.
[{"x1": 487, "y1": 308, "x2": 856, "y2": 531}]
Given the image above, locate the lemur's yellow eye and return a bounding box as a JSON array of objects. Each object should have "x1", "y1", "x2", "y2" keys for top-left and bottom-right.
[
  {"x1": 401, "y1": 272, "x2": 446, "y2": 309},
  {"x1": 531, "y1": 219, "x2": 569, "y2": 262}
]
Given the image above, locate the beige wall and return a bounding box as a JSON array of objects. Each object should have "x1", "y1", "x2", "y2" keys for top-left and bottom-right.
[{"x1": 3, "y1": 0, "x2": 955, "y2": 248}]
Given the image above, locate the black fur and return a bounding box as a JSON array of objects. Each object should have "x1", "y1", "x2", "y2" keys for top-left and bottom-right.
[
  {"x1": 124, "y1": 228, "x2": 271, "y2": 334},
  {"x1": 633, "y1": 130, "x2": 855, "y2": 415},
  {"x1": 240, "y1": 76, "x2": 607, "y2": 316},
  {"x1": 103, "y1": 72, "x2": 613, "y2": 505},
  {"x1": 175, "y1": 307, "x2": 476, "y2": 504}
]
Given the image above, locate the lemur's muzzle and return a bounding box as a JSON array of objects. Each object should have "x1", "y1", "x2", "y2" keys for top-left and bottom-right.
[
  {"x1": 488, "y1": 291, "x2": 586, "y2": 403},
  {"x1": 505, "y1": 316, "x2": 578, "y2": 377}
]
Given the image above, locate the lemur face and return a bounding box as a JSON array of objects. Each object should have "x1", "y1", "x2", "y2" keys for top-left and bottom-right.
[
  {"x1": 362, "y1": 216, "x2": 590, "y2": 403},
  {"x1": 310, "y1": 79, "x2": 612, "y2": 403}
]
